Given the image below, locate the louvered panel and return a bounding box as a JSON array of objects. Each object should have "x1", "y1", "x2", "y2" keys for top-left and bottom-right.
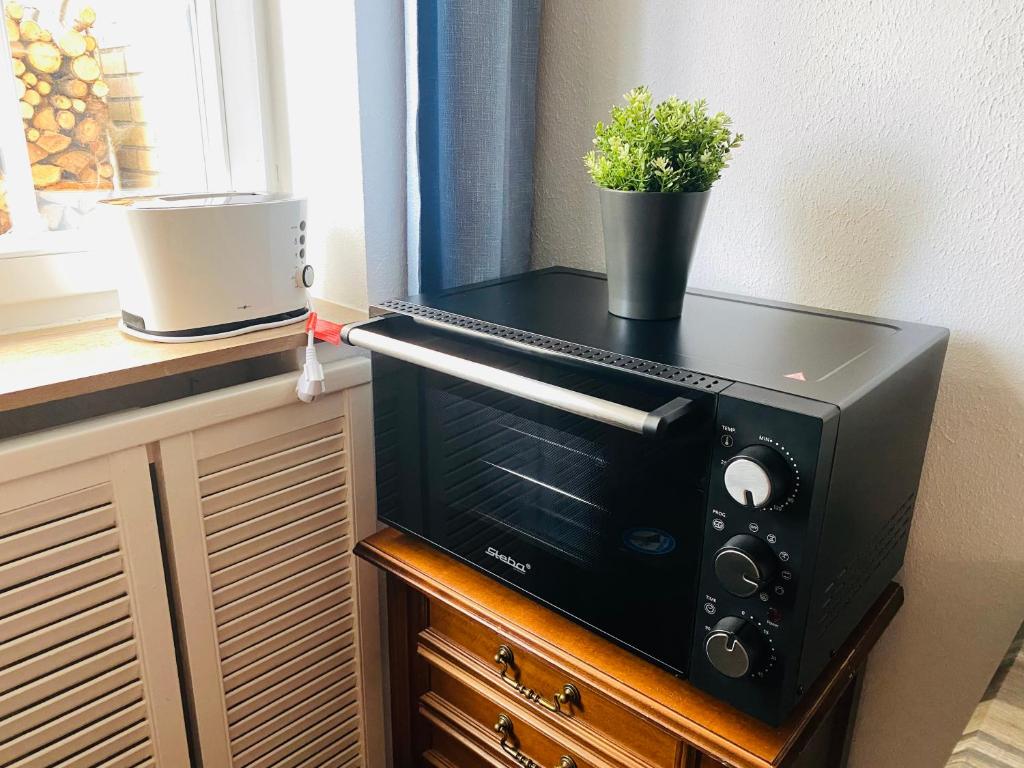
[
  {"x1": 158, "y1": 390, "x2": 373, "y2": 768},
  {"x1": 215, "y1": 552, "x2": 349, "y2": 622},
  {"x1": 227, "y1": 644, "x2": 357, "y2": 727},
  {"x1": 202, "y1": 453, "x2": 346, "y2": 515},
  {"x1": 231, "y1": 679, "x2": 359, "y2": 755},
  {"x1": 218, "y1": 568, "x2": 352, "y2": 642},
  {"x1": 305, "y1": 747, "x2": 362, "y2": 768},
  {"x1": 230, "y1": 664, "x2": 357, "y2": 742},
  {"x1": 0, "y1": 552, "x2": 123, "y2": 619},
  {"x1": 219, "y1": 586, "x2": 352, "y2": 659},
  {"x1": 2, "y1": 660, "x2": 140, "y2": 741},
  {"x1": 208, "y1": 504, "x2": 349, "y2": 573},
  {"x1": 197, "y1": 417, "x2": 346, "y2": 477},
  {"x1": 6, "y1": 699, "x2": 148, "y2": 768},
  {"x1": 295, "y1": 737, "x2": 362, "y2": 768},
  {"x1": 247, "y1": 704, "x2": 360, "y2": 768},
  {"x1": 0, "y1": 504, "x2": 116, "y2": 566},
  {"x1": 206, "y1": 484, "x2": 347, "y2": 554},
  {"x1": 0, "y1": 622, "x2": 135, "y2": 699},
  {"x1": 204, "y1": 469, "x2": 346, "y2": 535},
  {"x1": 220, "y1": 597, "x2": 354, "y2": 676},
  {"x1": 210, "y1": 524, "x2": 350, "y2": 591},
  {"x1": 0, "y1": 573, "x2": 127, "y2": 640},
  {"x1": 0, "y1": 638, "x2": 136, "y2": 724},
  {"x1": 0, "y1": 484, "x2": 109, "y2": 538},
  {"x1": 199, "y1": 433, "x2": 345, "y2": 496},
  {"x1": 1, "y1": 681, "x2": 145, "y2": 764},
  {"x1": 223, "y1": 623, "x2": 355, "y2": 704},
  {"x1": 0, "y1": 449, "x2": 189, "y2": 767},
  {"x1": 44, "y1": 719, "x2": 151, "y2": 768},
  {"x1": 0, "y1": 529, "x2": 120, "y2": 591},
  {"x1": 288, "y1": 733, "x2": 364, "y2": 768},
  {"x1": 236, "y1": 701, "x2": 360, "y2": 768},
  {"x1": 220, "y1": 618, "x2": 355, "y2": 709},
  {"x1": 0, "y1": 595, "x2": 131, "y2": 668},
  {"x1": 92, "y1": 740, "x2": 154, "y2": 768}
]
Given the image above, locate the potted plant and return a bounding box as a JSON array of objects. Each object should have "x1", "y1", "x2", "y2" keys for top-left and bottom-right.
[{"x1": 584, "y1": 87, "x2": 743, "y2": 319}]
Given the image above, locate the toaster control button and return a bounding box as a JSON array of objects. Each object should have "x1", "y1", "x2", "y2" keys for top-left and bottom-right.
[
  {"x1": 297, "y1": 264, "x2": 315, "y2": 288},
  {"x1": 714, "y1": 534, "x2": 778, "y2": 597},
  {"x1": 705, "y1": 617, "x2": 768, "y2": 679},
  {"x1": 723, "y1": 445, "x2": 791, "y2": 508}
]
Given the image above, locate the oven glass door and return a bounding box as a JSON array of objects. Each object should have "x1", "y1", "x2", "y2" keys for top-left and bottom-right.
[{"x1": 367, "y1": 315, "x2": 715, "y2": 674}]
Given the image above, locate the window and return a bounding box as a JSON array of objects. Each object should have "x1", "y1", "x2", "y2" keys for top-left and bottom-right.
[{"x1": 0, "y1": 0, "x2": 268, "y2": 260}]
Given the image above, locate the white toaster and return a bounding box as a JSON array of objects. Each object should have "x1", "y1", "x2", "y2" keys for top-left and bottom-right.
[{"x1": 101, "y1": 192, "x2": 313, "y2": 342}]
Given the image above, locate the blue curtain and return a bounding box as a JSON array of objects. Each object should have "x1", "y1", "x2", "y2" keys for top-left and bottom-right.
[{"x1": 412, "y1": 0, "x2": 541, "y2": 293}]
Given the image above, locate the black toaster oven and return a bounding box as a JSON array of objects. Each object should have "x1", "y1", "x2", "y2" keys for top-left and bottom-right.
[{"x1": 343, "y1": 268, "x2": 947, "y2": 724}]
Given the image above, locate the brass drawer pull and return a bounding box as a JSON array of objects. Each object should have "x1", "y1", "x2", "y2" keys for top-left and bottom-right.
[
  {"x1": 494, "y1": 713, "x2": 577, "y2": 768},
  {"x1": 494, "y1": 645, "x2": 580, "y2": 714}
]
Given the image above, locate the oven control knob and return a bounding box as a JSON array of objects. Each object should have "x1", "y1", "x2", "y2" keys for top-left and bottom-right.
[
  {"x1": 714, "y1": 534, "x2": 778, "y2": 597},
  {"x1": 705, "y1": 617, "x2": 768, "y2": 679},
  {"x1": 723, "y1": 445, "x2": 791, "y2": 508}
]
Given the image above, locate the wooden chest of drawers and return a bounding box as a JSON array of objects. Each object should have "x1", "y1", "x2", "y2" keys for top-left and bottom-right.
[{"x1": 357, "y1": 528, "x2": 903, "y2": 768}]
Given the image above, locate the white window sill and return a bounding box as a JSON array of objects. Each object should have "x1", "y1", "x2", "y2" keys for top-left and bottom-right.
[
  {"x1": 0, "y1": 297, "x2": 366, "y2": 412},
  {"x1": 0, "y1": 249, "x2": 120, "y2": 333},
  {"x1": 0, "y1": 230, "x2": 90, "y2": 260}
]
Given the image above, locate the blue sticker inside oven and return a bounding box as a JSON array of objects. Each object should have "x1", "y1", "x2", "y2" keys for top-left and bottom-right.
[{"x1": 623, "y1": 527, "x2": 676, "y2": 555}]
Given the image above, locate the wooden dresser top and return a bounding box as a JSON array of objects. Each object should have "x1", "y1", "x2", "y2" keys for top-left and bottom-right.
[{"x1": 356, "y1": 527, "x2": 903, "y2": 768}]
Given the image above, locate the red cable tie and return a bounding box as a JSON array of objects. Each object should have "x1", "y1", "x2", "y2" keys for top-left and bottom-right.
[{"x1": 312, "y1": 316, "x2": 342, "y2": 346}]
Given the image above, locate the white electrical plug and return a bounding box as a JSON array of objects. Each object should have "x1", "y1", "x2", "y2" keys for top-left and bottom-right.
[{"x1": 296, "y1": 328, "x2": 325, "y2": 402}]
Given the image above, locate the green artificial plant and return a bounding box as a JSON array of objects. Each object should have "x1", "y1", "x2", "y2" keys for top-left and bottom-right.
[{"x1": 584, "y1": 86, "x2": 743, "y2": 193}]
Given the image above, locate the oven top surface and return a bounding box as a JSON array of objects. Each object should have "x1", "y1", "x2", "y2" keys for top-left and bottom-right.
[{"x1": 385, "y1": 269, "x2": 947, "y2": 404}]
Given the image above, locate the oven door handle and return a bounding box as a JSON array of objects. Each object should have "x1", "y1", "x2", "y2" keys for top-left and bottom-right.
[{"x1": 342, "y1": 321, "x2": 693, "y2": 437}]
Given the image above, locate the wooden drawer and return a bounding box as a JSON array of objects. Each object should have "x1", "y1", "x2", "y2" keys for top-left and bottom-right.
[
  {"x1": 423, "y1": 661, "x2": 623, "y2": 768},
  {"x1": 426, "y1": 600, "x2": 682, "y2": 767},
  {"x1": 423, "y1": 725, "x2": 507, "y2": 768}
]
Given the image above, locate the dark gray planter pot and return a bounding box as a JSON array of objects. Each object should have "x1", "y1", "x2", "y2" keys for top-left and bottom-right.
[{"x1": 599, "y1": 187, "x2": 711, "y2": 320}]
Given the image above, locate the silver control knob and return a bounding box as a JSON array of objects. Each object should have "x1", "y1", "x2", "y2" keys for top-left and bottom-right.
[
  {"x1": 705, "y1": 617, "x2": 768, "y2": 679},
  {"x1": 723, "y1": 445, "x2": 791, "y2": 508},
  {"x1": 714, "y1": 534, "x2": 778, "y2": 597}
]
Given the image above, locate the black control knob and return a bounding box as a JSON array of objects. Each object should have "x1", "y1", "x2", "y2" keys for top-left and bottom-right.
[
  {"x1": 704, "y1": 617, "x2": 768, "y2": 679},
  {"x1": 714, "y1": 534, "x2": 778, "y2": 597},
  {"x1": 723, "y1": 444, "x2": 791, "y2": 508}
]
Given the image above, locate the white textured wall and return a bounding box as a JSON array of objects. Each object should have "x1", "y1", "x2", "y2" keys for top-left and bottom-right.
[{"x1": 532, "y1": 3, "x2": 1024, "y2": 766}]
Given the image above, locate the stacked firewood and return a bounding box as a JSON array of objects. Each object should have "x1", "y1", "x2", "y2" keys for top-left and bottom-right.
[{"x1": 5, "y1": 3, "x2": 114, "y2": 192}]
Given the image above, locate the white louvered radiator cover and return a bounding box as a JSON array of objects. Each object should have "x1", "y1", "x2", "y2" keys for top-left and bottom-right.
[
  {"x1": 0, "y1": 357, "x2": 382, "y2": 768},
  {"x1": 0, "y1": 450, "x2": 190, "y2": 767},
  {"x1": 158, "y1": 389, "x2": 377, "y2": 768}
]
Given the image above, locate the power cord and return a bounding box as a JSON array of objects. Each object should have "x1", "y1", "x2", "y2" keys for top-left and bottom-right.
[{"x1": 296, "y1": 323, "x2": 325, "y2": 402}]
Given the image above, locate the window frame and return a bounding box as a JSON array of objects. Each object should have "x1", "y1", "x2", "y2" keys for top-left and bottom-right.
[{"x1": 0, "y1": 0, "x2": 276, "y2": 314}]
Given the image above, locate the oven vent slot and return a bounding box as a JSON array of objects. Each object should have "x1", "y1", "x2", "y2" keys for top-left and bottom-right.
[
  {"x1": 377, "y1": 299, "x2": 732, "y2": 393},
  {"x1": 814, "y1": 492, "x2": 916, "y2": 637}
]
